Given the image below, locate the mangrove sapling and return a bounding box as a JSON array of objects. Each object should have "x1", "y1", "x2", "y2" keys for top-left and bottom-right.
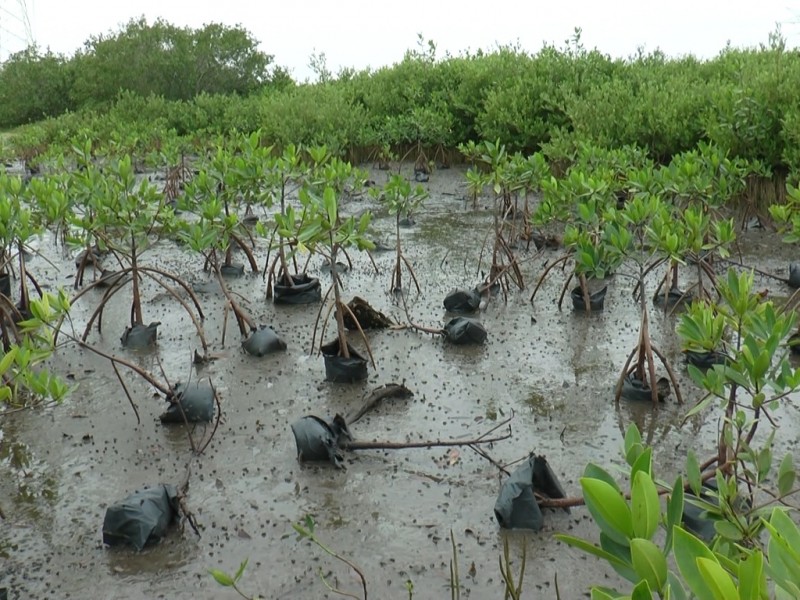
[
  {"x1": 209, "y1": 558, "x2": 262, "y2": 600},
  {"x1": 293, "y1": 515, "x2": 369, "y2": 600},
  {"x1": 376, "y1": 174, "x2": 428, "y2": 294},
  {"x1": 475, "y1": 140, "x2": 527, "y2": 298},
  {"x1": 263, "y1": 144, "x2": 317, "y2": 300},
  {"x1": 64, "y1": 139, "x2": 111, "y2": 288},
  {"x1": 179, "y1": 194, "x2": 254, "y2": 335},
  {"x1": 558, "y1": 417, "x2": 800, "y2": 599},
  {"x1": 0, "y1": 174, "x2": 46, "y2": 320},
  {"x1": 184, "y1": 144, "x2": 262, "y2": 276},
  {"x1": 608, "y1": 195, "x2": 683, "y2": 406},
  {"x1": 295, "y1": 185, "x2": 375, "y2": 381},
  {"x1": 530, "y1": 167, "x2": 621, "y2": 310},
  {"x1": 64, "y1": 155, "x2": 207, "y2": 354}
]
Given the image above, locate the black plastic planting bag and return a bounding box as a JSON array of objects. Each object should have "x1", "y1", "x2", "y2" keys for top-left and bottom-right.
[
  {"x1": 443, "y1": 317, "x2": 487, "y2": 345},
  {"x1": 102, "y1": 484, "x2": 180, "y2": 550},
  {"x1": 571, "y1": 285, "x2": 607, "y2": 311},
  {"x1": 653, "y1": 287, "x2": 692, "y2": 308},
  {"x1": 684, "y1": 350, "x2": 727, "y2": 369},
  {"x1": 494, "y1": 456, "x2": 566, "y2": 531},
  {"x1": 443, "y1": 288, "x2": 481, "y2": 314},
  {"x1": 242, "y1": 326, "x2": 287, "y2": 357},
  {"x1": 320, "y1": 340, "x2": 368, "y2": 383},
  {"x1": 621, "y1": 372, "x2": 670, "y2": 402},
  {"x1": 220, "y1": 262, "x2": 245, "y2": 278},
  {"x1": 290, "y1": 414, "x2": 352, "y2": 468},
  {"x1": 790, "y1": 263, "x2": 800, "y2": 289},
  {"x1": 121, "y1": 322, "x2": 160, "y2": 349},
  {"x1": 274, "y1": 273, "x2": 322, "y2": 305},
  {"x1": 160, "y1": 381, "x2": 215, "y2": 423}
]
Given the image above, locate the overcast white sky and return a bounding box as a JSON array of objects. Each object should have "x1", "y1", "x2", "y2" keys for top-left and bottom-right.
[{"x1": 1, "y1": 0, "x2": 798, "y2": 80}]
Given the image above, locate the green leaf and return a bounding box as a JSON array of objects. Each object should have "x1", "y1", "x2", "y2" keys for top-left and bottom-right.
[
  {"x1": 600, "y1": 532, "x2": 639, "y2": 584},
  {"x1": 769, "y1": 509, "x2": 800, "y2": 552},
  {"x1": 673, "y1": 527, "x2": 718, "y2": 600},
  {"x1": 234, "y1": 558, "x2": 249, "y2": 583},
  {"x1": 665, "y1": 476, "x2": 684, "y2": 554},
  {"x1": 631, "y1": 470, "x2": 660, "y2": 539},
  {"x1": 696, "y1": 557, "x2": 738, "y2": 600},
  {"x1": 581, "y1": 477, "x2": 634, "y2": 546},
  {"x1": 630, "y1": 448, "x2": 653, "y2": 481},
  {"x1": 631, "y1": 538, "x2": 667, "y2": 592},
  {"x1": 666, "y1": 570, "x2": 689, "y2": 600},
  {"x1": 0, "y1": 346, "x2": 18, "y2": 374},
  {"x1": 737, "y1": 550, "x2": 765, "y2": 600},
  {"x1": 713, "y1": 519, "x2": 743, "y2": 542},
  {"x1": 684, "y1": 393, "x2": 715, "y2": 419},
  {"x1": 590, "y1": 588, "x2": 619, "y2": 600},
  {"x1": 208, "y1": 569, "x2": 234, "y2": 587},
  {"x1": 777, "y1": 454, "x2": 795, "y2": 497},
  {"x1": 556, "y1": 534, "x2": 633, "y2": 574},
  {"x1": 624, "y1": 424, "x2": 643, "y2": 466},
  {"x1": 323, "y1": 187, "x2": 337, "y2": 226},
  {"x1": 584, "y1": 464, "x2": 622, "y2": 493},
  {"x1": 630, "y1": 579, "x2": 654, "y2": 600},
  {"x1": 686, "y1": 451, "x2": 702, "y2": 496}
]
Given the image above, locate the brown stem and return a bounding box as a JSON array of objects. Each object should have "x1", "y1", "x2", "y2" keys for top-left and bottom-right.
[
  {"x1": 110, "y1": 360, "x2": 140, "y2": 425},
  {"x1": 130, "y1": 237, "x2": 143, "y2": 326},
  {"x1": 531, "y1": 254, "x2": 571, "y2": 303},
  {"x1": 330, "y1": 243, "x2": 349, "y2": 359},
  {"x1": 342, "y1": 430, "x2": 511, "y2": 451},
  {"x1": 229, "y1": 231, "x2": 259, "y2": 273},
  {"x1": 579, "y1": 272, "x2": 591, "y2": 313}
]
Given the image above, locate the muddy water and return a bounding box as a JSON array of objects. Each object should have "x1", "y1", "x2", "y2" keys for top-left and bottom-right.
[{"x1": 2, "y1": 165, "x2": 800, "y2": 599}]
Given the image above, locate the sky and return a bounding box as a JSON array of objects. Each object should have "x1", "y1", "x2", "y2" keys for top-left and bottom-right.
[{"x1": 1, "y1": 0, "x2": 798, "y2": 80}]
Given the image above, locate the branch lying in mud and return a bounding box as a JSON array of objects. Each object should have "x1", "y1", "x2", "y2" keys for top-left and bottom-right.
[
  {"x1": 343, "y1": 413, "x2": 514, "y2": 451},
  {"x1": 341, "y1": 430, "x2": 511, "y2": 451}
]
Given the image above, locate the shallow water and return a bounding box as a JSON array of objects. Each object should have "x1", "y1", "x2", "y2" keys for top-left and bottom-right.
[{"x1": 1, "y1": 164, "x2": 799, "y2": 599}]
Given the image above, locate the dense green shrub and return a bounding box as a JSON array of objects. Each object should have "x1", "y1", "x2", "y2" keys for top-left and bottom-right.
[
  {"x1": 8, "y1": 22, "x2": 800, "y2": 176},
  {"x1": 0, "y1": 47, "x2": 75, "y2": 128}
]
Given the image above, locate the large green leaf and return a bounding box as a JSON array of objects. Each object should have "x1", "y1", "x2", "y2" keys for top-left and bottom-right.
[
  {"x1": 737, "y1": 550, "x2": 766, "y2": 600},
  {"x1": 685, "y1": 451, "x2": 702, "y2": 496},
  {"x1": 630, "y1": 579, "x2": 654, "y2": 600},
  {"x1": 599, "y1": 532, "x2": 639, "y2": 583},
  {"x1": 696, "y1": 557, "x2": 738, "y2": 600},
  {"x1": 665, "y1": 476, "x2": 684, "y2": 554},
  {"x1": 630, "y1": 448, "x2": 653, "y2": 481},
  {"x1": 673, "y1": 527, "x2": 718, "y2": 600},
  {"x1": 631, "y1": 470, "x2": 660, "y2": 540},
  {"x1": 584, "y1": 463, "x2": 622, "y2": 493},
  {"x1": 624, "y1": 424, "x2": 644, "y2": 467},
  {"x1": 556, "y1": 534, "x2": 632, "y2": 573},
  {"x1": 631, "y1": 538, "x2": 667, "y2": 592},
  {"x1": 581, "y1": 477, "x2": 634, "y2": 546}
]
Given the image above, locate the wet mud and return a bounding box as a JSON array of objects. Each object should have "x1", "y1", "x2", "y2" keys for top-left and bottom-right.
[{"x1": 2, "y1": 164, "x2": 800, "y2": 599}]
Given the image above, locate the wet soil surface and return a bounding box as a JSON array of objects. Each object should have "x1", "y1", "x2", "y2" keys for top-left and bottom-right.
[{"x1": 2, "y1": 163, "x2": 800, "y2": 599}]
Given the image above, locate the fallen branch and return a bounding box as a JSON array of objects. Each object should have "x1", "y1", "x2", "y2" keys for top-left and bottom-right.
[{"x1": 342, "y1": 429, "x2": 511, "y2": 451}]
